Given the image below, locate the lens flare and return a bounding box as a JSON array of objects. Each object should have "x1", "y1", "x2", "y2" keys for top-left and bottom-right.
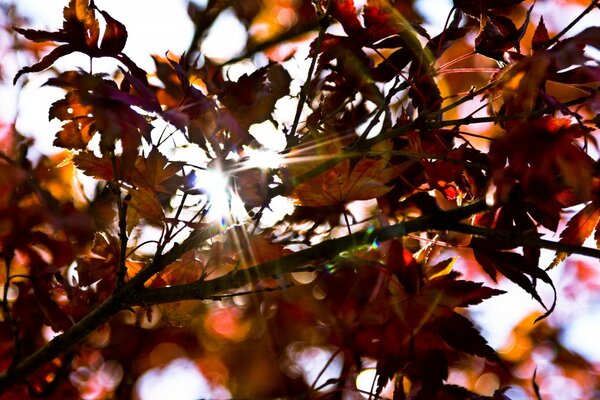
[
  {"x1": 242, "y1": 147, "x2": 284, "y2": 170},
  {"x1": 194, "y1": 168, "x2": 248, "y2": 225}
]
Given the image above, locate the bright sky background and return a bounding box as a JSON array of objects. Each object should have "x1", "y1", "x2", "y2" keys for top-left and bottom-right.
[{"x1": 2, "y1": 0, "x2": 600, "y2": 398}]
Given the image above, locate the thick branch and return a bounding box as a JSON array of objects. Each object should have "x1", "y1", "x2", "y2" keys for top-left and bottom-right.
[{"x1": 128, "y1": 201, "x2": 489, "y2": 305}]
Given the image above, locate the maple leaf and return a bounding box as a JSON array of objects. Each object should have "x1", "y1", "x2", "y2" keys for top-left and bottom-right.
[
  {"x1": 475, "y1": 5, "x2": 533, "y2": 61},
  {"x1": 13, "y1": 0, "x2": 144, "y2": 84},
  {"x1": 75, "y1": 232, "x2": 144, "y2": 291},
  {"x1": 472, "y1": 242, "x2": 556, "y2": 322},
  {"x1": 288, "y1": 140, "x2": 397, "y2": 207},
  {"x1": 126, "y1": 187, "x2": 164, "y2": 233},
  {"x1": 126, "y1": 148, "x2": 184, "y2": 192},
  {"x1": 215, "y1": 62, "x2": 291, "y2": 130},
  {"x1": 157, "y1": 250, "x2": 203, "y2": 285},
  {"x1": 234, "y1": 168, "x2": 273, "y2": 208},
  {"x1": 549, "y1": 201, "x2": 600, "y2": 268},
  {"x1": 425, "y1": 271, "x2": 506, "y2": 308},
  {"x1": 46, "y1": 71, "x2": 155, "y2": 172},
  {"x1": 532, "y1": 16, "x2": 550, "y2": 51},
  {"x1": 435, "y1": 310, "x2": 500, "y2": 363},
  {"x1": 72, "y1": 150, "x2": 114, "y2": 181},
  {"x1": 489, "y1": 116, "x2": 595, "y2": 204}
]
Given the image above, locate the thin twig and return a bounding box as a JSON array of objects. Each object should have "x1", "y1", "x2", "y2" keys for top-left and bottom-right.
[
  {"x1": 288, "y1": 0, "x2": 332, "y2": 140},
  {"x1": 542, "y1": 0, "x2": 600, "y2": 49}
]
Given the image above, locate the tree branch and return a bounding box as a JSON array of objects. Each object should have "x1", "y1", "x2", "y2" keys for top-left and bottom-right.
[
  {"x1": 442, "y1": 222, "x2": 600, "y2": 260},
  {"x1": 0, "y1": 222, "x2": 223, "y2": 393},
  {"x1": 128, "y1": 200, "x2": 490, "y2": 306}
]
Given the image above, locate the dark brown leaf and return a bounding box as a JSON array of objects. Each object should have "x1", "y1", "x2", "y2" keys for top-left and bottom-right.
[{"x1": 532, "y1": 16, "x2": 549, "y2": 51}]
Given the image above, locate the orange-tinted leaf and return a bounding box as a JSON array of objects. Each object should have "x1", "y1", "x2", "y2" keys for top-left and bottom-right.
[
  {"x1": 550, "y1": 201, "x2": 600, "y2": 268},
  {"x1": 53, "y1": 118, "x2": 97, "y2": 149},
  {"x1": 63, "y1": 0, "x2": 99, "y2": 49},
  {"x1": 127, "y1": 187, "x2": 164, "y2": 233},
  {"x1": 159, "y1": 250, "x2": 203, "y2": 285},
  {"x1": 127, "y1": 148, "x2": 184, "y2": 191},
  {"x1": 291, "y1": 141, "x2": 396, "y2": 207},
  {"x1": 72, "y1": 150, "x2": 114, "y2": 180},
  {"x1": 75, "y1": 232, "x2": 119, "y2": 287}
]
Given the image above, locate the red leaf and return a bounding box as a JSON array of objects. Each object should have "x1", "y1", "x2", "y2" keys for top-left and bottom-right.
[
  {"x1": 217, "y1": 63, "x2": 291, "y2": 130},
  {"x1": 473, "y1": 246, "x2": 556, "y2": 322},
  {"x1": 96, "y1": 8, "x2": 127, "y2": 53},
  {"x1": 532, "y1": 16, "x2": 549, "y2": 51},
  {"x1": 363, "y1": 0, "x2": 405, "y2": 42},
  {"x1": 331, "y1": 0, "x2": 363, "y2": 37},
  {"x1": 426, "y1": 272, "x2": 506, "y2": 308},
  {"x1": 550, "y1": 201, "x2": 600, "y2": 267},
  {"x1": 435, "y1": 311, "x2": 500, "y2": 363},
  {"x1": 475, "y1": 5, "x2": 533, "y2": 61}
]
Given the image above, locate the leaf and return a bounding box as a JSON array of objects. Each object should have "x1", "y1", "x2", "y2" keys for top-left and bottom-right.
[
  {"x1": 475, "y1": 5, "x2": 533, "y2": 61},
  {"x1": 75, "y1": 232, "x2": 119, "y2": 287},
  {"x1": 363, "y1": 0, "x2": 408, "y2": 42},
  {"x1": 54, "y1": 118, "x2": 97, "y2": 149},
  {"x1": 126, "y1": 187, "x2": 164, "y2": 233},
  {"x1": 72, "y1": 150, "x2": 114, "y2": 180},
  {"x1": 12, "y1": 44, "x2": 78, "y2": 84},
  {"x1": 159, "y1": 250, "x2": 203, "y2": 285},
  {"x1": 426, "y1": 272, "x2": 506, "y2": 308},
  {"x1": 387, "y1": 239, "x2": 422, "y2": 295},
  {"x1": 435, "y1": 311, "x2": 501, "y2": 363},
  {"x1": 453, "y1": 0, "x2": 524, "y2": 18},
  {"x1": 46, "y1": 71, "x2": 153, "y2": 169},
  {"x1": 13, "y1": 0, "x2": 136, "y2": 83},
  {"x1": 532, "y1": 16, "x2": 549, "y2": 51},
  {"x1": 95, "y1": 8, "x2": 127, "y2": 53},
  {"x1": 127, "y1": 147, "x2": 184, "y2": 191},
  {"x1": 290, "y1": 140, "x2": 397, "y2": 207},
  {"x1": 473, "y1": 246, "x2": 556, "y2": 322},
  {"x1": 331, "y1": 0, "x2": 363, "y2": 37},
  {"x1": 216, "y1": 62, "x2": 291, "y2": 130},
  {"x1": 550, "y1": 201, "x2": 600, "y2": 268},
  {"x1": 489, "y1": 116, "x2": 595, "y2": 204}
]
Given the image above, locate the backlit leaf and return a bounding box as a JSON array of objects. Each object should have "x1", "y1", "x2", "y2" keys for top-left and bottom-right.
[
  {"x1": 127, "y1": 187, "x2": 164, "y2": 233},
  {"x1": 290, "y1": 140, "x2": 397, "y2": 207},
  {"x1": 550, "y1": 201, "x2": 600, "y2": 268}
]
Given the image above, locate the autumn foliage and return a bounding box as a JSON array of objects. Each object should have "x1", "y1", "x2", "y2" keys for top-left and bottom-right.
[{"x1": 1, "y1": 0, "x2": 600, "y2": 398}]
